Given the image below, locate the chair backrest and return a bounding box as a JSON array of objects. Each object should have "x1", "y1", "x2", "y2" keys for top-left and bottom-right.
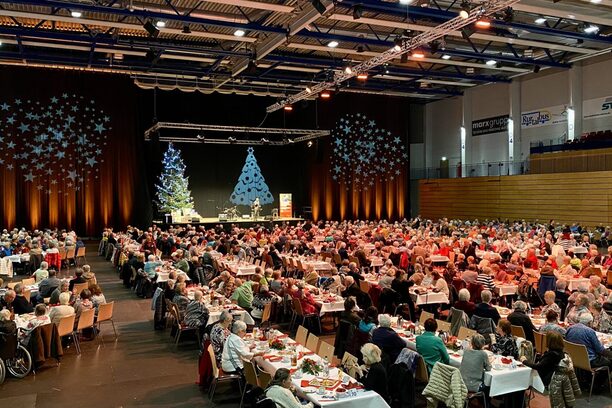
[
  {"x1": 208, "y1": 344, "x2": 219, "y2": 378},
  {"x1": 243, "y1": 360, "x2": 260, "y2": 387},
  {"x1": 415, "y1": 355, "x2": 429, "y2": 383},
  {"x1": 305, "y1": 333, "x2": 319, "y2": 353},
  {"x1": 73, "y1": 282, "x2": 89, "y2": 296},
  {"x1": 22, "y1": 277, "x2": 35, "y2": 286},
  {"x1": 533, "y1": 331, "x2": 547, "y2": 354},
  {"x1": 77, "y1": 308, "x2": 96, "y2": 331},
  {"x1": 261, "y1": 302, "x2": 272, "y2": 324},
  {"x1": 76, "y1": 247, "x2": 86, "y2": 258},
  {"x1": 511, "y1": 325, "x2": 527, "y2": 339},
  {"x1": 563, "y1": 340, "x2": 592, "y2": 371},
  {"x1": 341, "y1": 352, "x2": 358, "y2": 376},
  {"x1": 295, "y1": 325, "x2": 308, "y2": 346},
  {"x1": 57, "y1": 314, "x2": 76, "y2": 337},
  {"x1": 7, "y1": 282, "x2": 18, "y2": 290},
  {"x1": 359, "y1": 279, "x2": 370, "y2": 293},
  {"x1": 66, "y1": 248, "x2": 76, "y2": 259},
  {"x1": 318, "y1": 341, "x2": 335, "y2": 361},
  {"x1": 436, "y1": 319, "x2": 452, "y2": 333},
  {"x1": 457, "y1": 327, "x2": 477, "y2": 341},
  {"x1": 24, "y1": 289, "x2": 31, "y2": 303},
  {"x1": 97, "y1": 302, "x2": 114, "y2": 323},
  {"x1": 292, "y1": 297, "x2": 305, "y2": 317},
  {"x1": 258, "y1": 371, "x2": 272, "y2": 388},
  {"x1": 419, "y1": 311, "x2": 434, "y2": 327}
]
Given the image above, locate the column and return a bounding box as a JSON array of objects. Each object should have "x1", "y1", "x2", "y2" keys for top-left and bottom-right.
[
  {"x1": 509, "y1": 80, "x2": 521, "y2": 174},
  {"x1": 569, "y1": 64, "x2": 583, "y2": 140},
  {"x1": 462, "y1": 91, "x2": 473, "y2": 176}
]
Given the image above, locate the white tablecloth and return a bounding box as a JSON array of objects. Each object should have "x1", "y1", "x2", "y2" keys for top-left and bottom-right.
[
  {"x1": 314, "y1": 296, "x2": 345, "y2": 316},
  {"x1": 206, "y1": 307, "x2": 254, "y2": 326},
  {"x1": 302, "y1": 260, "x2": 333, "y2": 272},
  {"x1": 495, "y1": 284, "x2": 518, "y2": 296},
  {"x1": 430, "y1": 255, "x2": 449, "y2": 263},
  {"x1": 410, "y1": 290, "x2": 448, "y2": 305},
  {"x1": 567, "y1": 278, "x2": 590, "y2": 291},
  {"x1": 370, "y1": 257, "x2": 384, "y2": 267}
]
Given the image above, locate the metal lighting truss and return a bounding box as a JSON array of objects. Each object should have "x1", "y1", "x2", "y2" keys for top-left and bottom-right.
[
  {"x1": 267, "y1": 0, "x2": 521, "y2": 113},
  {"x1": 144, "y1": 122, "x2": 330, "y2": 145}
]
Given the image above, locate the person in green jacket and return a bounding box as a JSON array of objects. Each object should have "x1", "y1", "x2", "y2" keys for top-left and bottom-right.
[{"x1": 416, "y1": 318, "x2": 450, "y2": 372}]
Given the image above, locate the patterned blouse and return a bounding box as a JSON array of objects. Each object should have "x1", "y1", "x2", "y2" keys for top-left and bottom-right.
[
  {"x1": 592, "y1": 311, "x2": 612, "y2": 334},
  {"x1": 208, "y1": 323, "x2": 230, "y2": 364},
  {"x1": 491, "y1": 334, "x2": 518, "y2": 359}
]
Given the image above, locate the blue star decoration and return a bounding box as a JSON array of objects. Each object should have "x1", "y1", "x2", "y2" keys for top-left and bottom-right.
[
  {"x1": 329, "y1": 113, "x2": 408, "y2": 191},
  {"x1": 0, "y1": 94, "x2": 111, "y2": 191}
]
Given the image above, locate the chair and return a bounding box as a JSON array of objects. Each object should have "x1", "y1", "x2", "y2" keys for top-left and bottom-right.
[
  {"x1": 290, "y1": 298, "x2": 321, "y2": 334},
  {"x1": 415, "y1": 355, "x2": 429, "y2": 383},
  {"x1": 465, "y1": 391, "x2": 487, "y2": 408},
  {"x1": 305, "y1": 333, "x2": 319, "y2": 353},
  {"x1": 59, "y1": 248, "x2": 68, "y2": 275},
  {"x1": 564, "y1": 340, "x2": 612, "y2": 401},
  {"x1": 457, "y1": 327, "x2": 477, "y2": 341},
  {"x1": 511, "y1": 325, "x2": 527, "y2": 339},
  {"x1": 240, "y1": 361, "x2": 261, "y2": 407},
  {"x1": 72, "y1": 308, "x2": 95, "y2": 354},
  {"x1": 334, "y1": 319, "x2": 354, "y2": 358},
  {"x1": 75, "y1": 246, "x2": 87, "y2": 266},
  {"x1": 72, "y1": 282, "x2": 89, "y2": 296},
  {"x1": 295, "y1": 325, "x2": 308, "y2": 346},
  {"x1": 21, "y1": 278, "x2": 35, "y2": 286},
  {"x1": 260, "y1": 302, "x2": 272, "y2": 325},
  {"x1": 56, "y1": 314, "x2": 77, "y2": 351},
  {"x1": 66, "y1": 247, "x2": 76, "y2": 267},
  {"x1": 469, "y1": 315, "x2": 496, "y2": 338},
  {"x1": 533, "y1": 331, "x2": 547, "y2": 355},
  {"x1": 7, "y1": 282, "x2": 18, "y2": 290},
  {"x1": 208, "y1": 344, "x2": 242, "y2": 402},
  {"x1": 419, "y1": 311, "x2": 434, "y2": 326},
  {"x1": 24, "y1": 289, "x2": 31, "y2": 303},
  {"x1": 97, "y1": 302, "x2": 117, "y2": 339},
  {"x1": 318, "y1": 341, "x2": 335, "y2": 362},
  {"x1": 341, "y1": 352, "x2": 359, "y2": 378},
  {"x1": 359, "y1": 279, "x2": 370, "y2": 293},
  {"x1": 170, "y1": 304, "x2": 197, "y2": 346},
  {"x1": 436, "y1": 319, "x2": 451, "y2": 333},
  {"x1": 447, "y1": 307, "x2": 469, "y2": 337}
]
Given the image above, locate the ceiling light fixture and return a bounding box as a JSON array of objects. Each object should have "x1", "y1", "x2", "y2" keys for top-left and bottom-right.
[
  {"x1": 182, "y1": 25, "x2": 191, "y2": 34},
  {"x1": 356, "y1": 45, "x2": 365, "y2": 53},
  {"x1": 234, "y1": 29, "x2": 246, "y2": 37},
  {"x1": 345, "y1": 66, "x2": 353, "y2": 74},
  {"x1": 399, "y1": 0, "x2": 414, "y2": 4},
  {"x1": 353, "y1": 5, "x2": 363, "y2": 19},
  {"x1": 485, "y1": 59, "x2": 497, "y2": 66},
  {"x1": 155, "y1": 21, "x2": 166, "y2": 28},
  {"x1": 284, "y1": 105, "x2": 293, "y2": 112},
  {"x1": 320, "y1": 91, "x2": 331, "y2": 99},
  {"x1": 583, "y1": 24, "x2": 599, "y2": 34},
  {"x1": 442, "y1": 54, "x2": 451, "y2": 60},
  {"x1": 357, "y1": 73, "x2": 368, "y2": 80},
  {"x1": 535, "y1": 17, "x2": 547, "y2": 24},
  {"x1": 305, "y1": 86, "x2": 312, "y2": 94},
  {"x1": 393, "y1": 38, "x2": 403, "y2": 52},
  {"x1": 475, "y1": 19, "x2": 491, "y2": 28},
  {"x1": 327, "y1": 40, "x2": 339, "y2": 48},
  {"x1": 307, "y1": 141, "x2": 313, "y2": 147},
  {"x1": 459, "y1": 1, "x2": 470, "y2": 19},
  {"x1": 71, "y1": 10, "x2": 82, "y2": 18},
  {"x1": 143, "y1": 21, "x2": 160, "y2": 38},
  {"x1": 590, "y1": 0, "x2": 602, "y2": 3},
  {"x1": 412, "y1": 50, "x2": 426, "y2": 59}
]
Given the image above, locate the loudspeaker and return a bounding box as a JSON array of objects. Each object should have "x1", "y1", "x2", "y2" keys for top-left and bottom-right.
[{"x1": 218, "y1": 214, "x2": 228, "y2": 221}]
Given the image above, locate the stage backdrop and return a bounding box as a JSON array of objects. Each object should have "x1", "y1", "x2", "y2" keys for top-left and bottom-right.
[{"x1": 0, "y1": 66, "x2": 151, "y2": 235}]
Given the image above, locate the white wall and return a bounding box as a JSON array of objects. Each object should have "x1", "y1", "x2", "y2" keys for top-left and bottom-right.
[{"x1": 421, "y1": 54, "x2": 612, "y2": 170}]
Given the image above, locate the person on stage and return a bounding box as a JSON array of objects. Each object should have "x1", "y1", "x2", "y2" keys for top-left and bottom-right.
[{"x1": 251, "y1": 197, "x2": 261, "y2": 220}]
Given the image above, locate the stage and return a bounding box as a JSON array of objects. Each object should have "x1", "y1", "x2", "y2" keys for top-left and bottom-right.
[{"x1": 153, "y1": 216, "x2": 304, "y2": 230}]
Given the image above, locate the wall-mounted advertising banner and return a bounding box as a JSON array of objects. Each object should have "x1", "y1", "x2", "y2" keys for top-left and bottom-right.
[
  {"x1": 584, "y1": 96, "x2": 612, "y2": 119},
  {"x1": 521, "y1": 105, "x2": 567, "y2": 129},
  {"x1": 472, "y1": 115, "x2": 509, "y2": 136},
  {"x1": 279, "y1": 193, "x2": 292, "y2": 218}
]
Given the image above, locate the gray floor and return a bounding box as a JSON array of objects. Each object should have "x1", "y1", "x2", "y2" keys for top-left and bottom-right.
[{"x1": 0, "y1": 243, "x2": 611, "y2": 408}]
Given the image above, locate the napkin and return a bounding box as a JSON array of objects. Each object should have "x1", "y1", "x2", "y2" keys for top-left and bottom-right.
[
  {"x1": 344, "y1": 382, "x2": 363, "y2": 390},
  {"x1": 264, "y1": 355, "x2": 283, "y2": 362},
  {"x1": 276, "y1": 334, "x2": 289, "y2": 339}
]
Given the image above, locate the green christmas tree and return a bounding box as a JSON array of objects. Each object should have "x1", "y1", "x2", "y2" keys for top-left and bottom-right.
[{"x1": 156, "y1": 143, "x2": 195, "y2": 213}]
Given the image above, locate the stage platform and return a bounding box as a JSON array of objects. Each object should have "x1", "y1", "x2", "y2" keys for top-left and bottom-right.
[{"x1": 153, "y1": 217, "x2": 304, "y2": 230}]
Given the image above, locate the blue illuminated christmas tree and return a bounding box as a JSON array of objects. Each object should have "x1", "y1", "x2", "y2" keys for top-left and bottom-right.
[
  {"x1": 230, "y1": 147, "x2": 274, "y2": 206},
  {"x1": 156, "y1": 143, "x2": 195, "y2": 213}
]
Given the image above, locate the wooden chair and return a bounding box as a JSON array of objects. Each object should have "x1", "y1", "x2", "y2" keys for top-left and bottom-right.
[
  {"x1": 21, "y1": 278, "x2": 35, "y2": 286},
  {"x1": 208, "y1": 344, "x2": 242, "y2": 402},
  {"x1": 73, "y1": 282, "x2": 89, "y2": 297},
  {"x1": 533, "y1": 331, "x2": 547, "y2": 355},
  {"x1": 318, "y1": 341, "x2": 335, "y2": 362},
  {"x1": 415, "y1": 355, "x2": 429, "y2": 383},
  {"x1": 66, "y1": 247, "x2": 76, "y2": 267},
  {"x1": 170, "y1": 304, "x2": 197, "y2": 346},
  {"x1": 436, "y1": 319, "x2": 452, "y2": 333},
  {"x1": 510, "y1": 325, "x2": 527, "y2": 339},
  {"x1": 56, "y1": 314, "x2": 77, "y2": 352},
  {"x1": 419, "y1": 311, "x2": 434, "y2": 327},
  {"x1": 73, "y1": 308, "x2": 95, "y2": 354},
  {"x1": 59, "y1": 248, "x2": 68, "y2": 275},
  {"x1": 290, "y1": 298, "x2": 321, "y2": 333},
  {"x1": 75, "y1": 246, "x2": 87, "y2": 266},
  {"x1": 607, "y1": 269, "x2": 612, "y2": 288},
  {"x1": 97, "y1": 302, "x2": 117, "y2": 339},
  {"x1": 341, "y1": 352, "x2": 359, "y2": 377},
  {"x1": 260, "y1": 302, "x2": 272, "y2": 325},
  {"x1": 7, "y1": 282, "x2": 18, "y2": 290},
  {"x1": 564, "y1": 340, "x2": 612, "y2": 401},
  {"x1": 295, "y1": 325, "x2": 308, "y2": 346},
  {"x1": 305, "y1": 333, "x2": 319, "y2": 353},
  {"x1": 24, "y1": 289, "x2": 31, "y2": 303},
  {"x1": 359, "y1": 279, "x2": 370, "y2": 293},
  {"x1": 457, "y1": 327, "x2": 477, "y2": 341},
  {"x1": 240, "y1": 361, "x2": 261, "y2": 407}
]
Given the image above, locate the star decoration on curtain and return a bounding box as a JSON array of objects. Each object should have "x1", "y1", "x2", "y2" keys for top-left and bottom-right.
[{"x1": 329, "y1": 113, "x2": 408, "y2": 191}]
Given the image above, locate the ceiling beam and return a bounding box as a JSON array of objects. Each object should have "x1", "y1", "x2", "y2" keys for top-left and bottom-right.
[
  {"x1": 201, "y1": 0, "x2": 294, "y2": 13},
  {"x1": 513, "y1": 3, "x2": 612, "y2": 27}
]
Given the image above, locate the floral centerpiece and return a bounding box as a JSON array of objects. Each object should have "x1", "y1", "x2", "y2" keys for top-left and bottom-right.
[
  {"x1": 444, "y1": 335, "x2": 460, "y2": 351},
  {"x1": 300, "y1": 358, "x2": 322, "y2": 375},
  {"x1": 269, "y1": 338, "x2": 285, "y2": 351}
]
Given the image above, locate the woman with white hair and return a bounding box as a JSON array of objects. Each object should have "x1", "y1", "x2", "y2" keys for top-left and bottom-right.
[
  {"x1": 220, "y1": 320, "x2": 261, "y2": 374},
  {"x1": 371, "y1": 314, "x2": 406, "y2": 363},
  {"x1": 566, "y1": 294, "x2": 593, "y2": 325},
  {"x1": 508, "y1": 301, "x2": 536, "y2": 343},
  {"x1": 540, "y1": 291, "x2": 561, "y2": 317},
  {"x1": 453, "y1": 288, "x2": 476, "y2": 317},
  {"x1": 48, "y1": 292, "x2": 75, "y2": 326},
  {"x1": 206, "y1": 310, "x2": 232, "y2": 365},
  {"x1": 356, "y1": 343, "x2": 389, "y2": 401},
  {"x1": 184, "y1": 290, "x2": 209, "y2": 331}
]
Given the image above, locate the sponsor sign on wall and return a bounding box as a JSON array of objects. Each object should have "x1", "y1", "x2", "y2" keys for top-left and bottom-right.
[
  {"x1": 279, "y1": 193, "x2": 292, "y2": 218},
  {"x1": 472, "y1": 115, "x2": 509, "y2": 136},
  {"x1": 521, "y1": 105, "x2": 567, "y2": 129},
  {"x1": 584, "y1": 96, "x2": 612, "y2": 119}
]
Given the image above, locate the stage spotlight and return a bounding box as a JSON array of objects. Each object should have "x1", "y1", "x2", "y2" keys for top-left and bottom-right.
[
  {"x1": 429, "y1": 41, "x2": 440, "y2": 54},
  {"x1": 393, "y1": 37, "x2": 403, "y2": 52},
  {"x1": 287, "y1": 138, "x2": 295, "y2": 143},
  {"x1": 357, "y1": 73, "x2": 368, "y2": 80},
  {"x1": 311, "y1": 0, "x2": 326, "y2": 15},
  {"x1": 344, "y1": 66, "x2": 353, "y2": 74},
  {"x1": 156, "y1": 21, "x2": 166, "y2": 28},
  {"x1": 305, "y1": 86, "x2": 312, "y2": 94},
  {"x1": 411, "y1": 50, "x2": 425, "y2": 59},
  {"x1": 71, "y1": 10, "x2": 82, "y2": 18},
  {"x1": 320, "y1": 91, "x2": 331, "y2": 99},
  {"x1": 353, "y1": 5, "x2": 363, "y2": 19},
  {"x1": 143, "y1": 21, "x2": 160, "y2": 38},
  {"x1": 182, "y1": 25, "x2": 191, "y2": 34},
  {"x1": 475, "y1": 19, "x2": 491, "y2": 29},
  {"x1": 307, "y1": 140, "x2": 313, "y2": 147},
  {"x1": 284, "y1": 105, "x2": 293, "y2": 112},
  {"x1": 246, "y1": 60, "x2": 258, "y2": 75},
  {"x1": 533, "y1": 65, "x2": 541, "y2": 73},
  {"x1": 459, "y1": 1, "x2": 470, "y2": 19}
]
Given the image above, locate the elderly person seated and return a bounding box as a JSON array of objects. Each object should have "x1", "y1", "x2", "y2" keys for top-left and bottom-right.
[
  {"x1": 378, "y1": 267, "x2": 395, "y2": 290},
  {"x1": 340, "y1": 296, "x2": 361, "y2": 326},
  {"x1": 172, "y1": 282, "x2": 190, "y2": 319},
  {"x1": 540, "y1": 290, "x2": 561, "y2": 317},
  {"x1": 0, "y1": 289, "x2": 16, "y2": 314},
  {"x1": 462, "y1": 265, "x2": 479, "y2": 284},
  {"x1": 476, "y1": 267, "x2": 496, "y2": 291},
  {"x1": 143, "y1": 254, "x2": 162, "y2": 279},
  {"x1": 566, "y1": 313, "x2": 612, "y2": 369},
  {"x1": 473, "y1": 290, "x2": 501, "y2": 324},
  {"x1": 357, "y1": 306, "x2": 379, "y2": 337},
  {"x1": 590, "y1": 301, "x2": 611, "y2": 334},
  {"x1": 490, "y1": 319, "x2": 518, "y2": 359},
  {"x1": 266, "y1": 368, "x2": 314, "y2": 408},
  {"x1": 184, "y1": 290, "x2": 210, "y2": 332},
  {"x1": 540, "y1": 310, "x2": 566, "y2": 336},
  {"x1": 507, "y1": 300, "x2": 536, "y2": 343},
  {"x1": 522, "y1": 332, "x2": 565, "y2": 388},
  {"x1": 432, "y1": 271, "x2": 449, "y2": 297},
  {"x1": 12, "y1": 283, "x2": 33, "y2": 315},
  {"x1": 355, "y1": 343, "x2": 389, "y2": 401},
  {"x1": 230, "y1": 278, "x2": 254, "y2": 311},
  {"x1": 82, "y1": 265, "x2": 96, "y2": 285},
  {"x1": 251, "y1": 285, "x2": 279, "y2": 321},
  {"x1": 589, "y1": 276, "x2": 608, "y2": 300},
  {"x1": 555, "y1": 279, "x2": 570, "y2": 312},
  {"x1": 454, "y1": 288, "x2": 476, "y2": 317},
  {"x1": 558, "y1": 256, "x2": 575, "y2": 276},
  {"x1": 304, "y1": 269, "x2": 320, "y2": 287},
  {"x1": 371, "y1": 313, "x2": 406, "y2": 363},
  {"x1": 221, "y1": 320, "x2": 262, "y2": 374},
  {"x1": 295, "y1": 282, "x2": 319, "y2": 315},
  {"x1": 566, "y1": 294, "x2": 593, "y2": 325},
  {"x1": 37, "y1": 269, "x2": 61, "y2": 303},
  {"x1": 568, "y1": 282, "x2": 595, "y2": 304},
  {"x1": 49, "y1": 280, "x2": 70, "y2": 305},
  {"x1": 172, "y1": 250, "x2": 190, "y2": 273},
  {"x1": 416, "y1": 318, "x2": 450, "y2": 372},
  {"x1": 460, "y1": 334, "x2": 491, "y2": 392},
  {"x1": 49, "y1": 292, "x2": 75, "y2": 325},
  {"x1": 32, "y1": 261, "x2": 49, "y2": 283},
  {"x1": 206, "y1": 310, "x2": 233, "y2": 365},
  {"x1": 322, "y1": 267, "x2": 344, "y2": 295}
]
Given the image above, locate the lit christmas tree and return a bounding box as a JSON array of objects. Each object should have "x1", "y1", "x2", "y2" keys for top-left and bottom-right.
[
  {"x1": 230, "y1": 147, "x2": 274, "y2": 206},
  {"x1": 156, "y1": 143, "x2": 195, "y2": 213}
]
